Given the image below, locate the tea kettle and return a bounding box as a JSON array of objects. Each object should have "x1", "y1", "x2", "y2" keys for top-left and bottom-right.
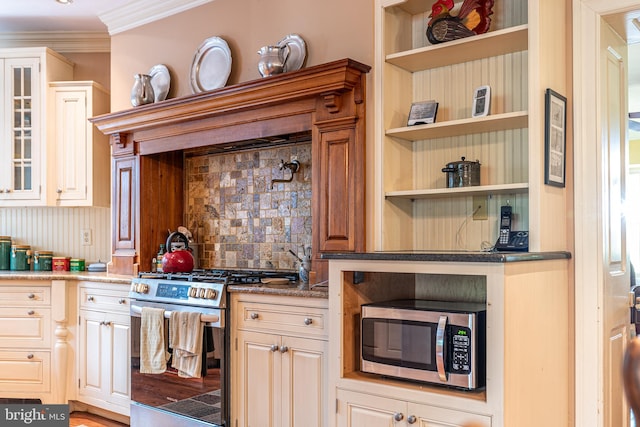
[{"x1": 161, "y1": 231, "x2": 194, "y2": 273}]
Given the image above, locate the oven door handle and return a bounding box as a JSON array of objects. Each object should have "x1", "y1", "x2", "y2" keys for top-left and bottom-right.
[
  {"x1": 435, "y1": 314, "x2": 448, "y2": 382},
  {"x1": 130, "y1": 304, "x2": 220, "y2": 324}
]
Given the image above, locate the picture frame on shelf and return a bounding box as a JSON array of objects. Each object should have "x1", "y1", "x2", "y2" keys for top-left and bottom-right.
[
  {"x1": 407, "y1": 100, "x2": 438, "y2": 126},
  {"x1": 544, "y1": 88, "x2": 567, "y2": 187},
  {"x1": 472, "y1": 85, "x2": 491, "y2": 117}
]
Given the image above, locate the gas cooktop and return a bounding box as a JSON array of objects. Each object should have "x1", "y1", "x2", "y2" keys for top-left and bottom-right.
[{"x1": 137, "y1": 268, "x2": 299, "y2": 284}]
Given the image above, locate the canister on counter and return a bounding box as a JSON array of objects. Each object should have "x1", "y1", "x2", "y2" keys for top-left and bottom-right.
[
  {"x1": 10, "y1": 245, "x2": 31, "y2": 271},
  {"x1": 52, "y1": 256, "x2": 71, "y2": 271},
  {"x1": 33, "y1": 250, "x2": 53, "y2": 271},
  {"x1": 70, "y1": 258, "x2": 85, "y2": 272},
  {"x1": 0, "y1": 236, "x2": 11, "y2": 270}
]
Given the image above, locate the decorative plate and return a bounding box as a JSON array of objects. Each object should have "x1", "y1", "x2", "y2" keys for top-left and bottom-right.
[
  {"x1": 277, "y1": 34, "x2": 306, "y2": 73},
  {"x1": 148, "y1": 64, "x2": 170, "y2": 102},
  {"x1": 190, "y1": 36, "x2": 232, "y2": 93}
]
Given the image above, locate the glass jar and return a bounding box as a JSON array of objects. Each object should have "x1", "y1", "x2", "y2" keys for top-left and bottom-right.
[{"x1": 10, "y1": 245, "x2": 31, "y2": 271}]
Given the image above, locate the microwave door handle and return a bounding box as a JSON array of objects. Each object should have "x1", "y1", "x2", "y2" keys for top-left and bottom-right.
[{"x1": 436, "y1": 315, "x2": 448, "y2": 382}]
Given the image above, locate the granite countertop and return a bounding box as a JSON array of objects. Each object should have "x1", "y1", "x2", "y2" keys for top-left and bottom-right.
[
  {"x1": 321, "y1": 250, "x2": 572, "y2": 263},
  {"x1": 0, "y1": 271, "x2": 328, "y2": 298}
]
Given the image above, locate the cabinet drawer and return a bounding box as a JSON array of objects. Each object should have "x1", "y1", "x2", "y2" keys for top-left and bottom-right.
[
  {"x1": 0, "y1": 308, "x2": 51, "y2": 348},
  {"x1": 236, "y1": 301, "x2": 327, "y2": 338},
  {"x1": 0, "y1": 350, "x2": 50, "y2": 393},
  {"x1": 0, "y1": 286, "x2": 50, "y2": 306},
  {"x1": 80, "y1": 287, "x2": 130, "y2": 313}
]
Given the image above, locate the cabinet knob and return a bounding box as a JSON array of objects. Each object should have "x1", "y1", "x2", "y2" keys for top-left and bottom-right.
[
  {"x1": 393, "y1": 413, "x2": 404, "y2": 422},
  {"x1": 56, "y1": 188, "x2": 62, "y2": 194},
  {"x1": 250, "y1": 312, "x2": 259, "y2": 320},
  {"x1": 270, "y1": 345, "x2": 279, "y2": 352},
  {"x1": 100, "y1": 321, "x2": 112, "y2": 326},
  {"x1": 118, "y1": 298, "x2": 126, "y2": 304},
  {"x1": 279, "y1": 346, "x2": 289, "y2": 353},
  {"x1": 87, "y1": 296, "x2": 95, "y2": 302},
  {"x1": 27, "y1": 354, "x2": 34, "y2": 359},
  {"x1": 27, "y1": 293, "x2": 35, "y2": 299},
  {"x1": 407, "y1": 415, "x2": 417, "y2": 424},
  {"x1": 304, "y1": 317, "x2": 313, "y2": 325},
  {"x1": 27, "y1": 310, "x2": 35, "y2": 315}
]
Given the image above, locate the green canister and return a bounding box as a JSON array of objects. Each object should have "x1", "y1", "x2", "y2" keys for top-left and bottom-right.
[
  {"x1": 0, "y1": 236, "x2": 10, "y2": 270},
  {"x1": 33, "y1": 250, "x2": 53, "y2": 271},
  {"x1": 10, "y1": 245, "x2": 31, "y2": 271},
  {"x1": 70, "y1": 258, "x2": 85, "y2": 272}
]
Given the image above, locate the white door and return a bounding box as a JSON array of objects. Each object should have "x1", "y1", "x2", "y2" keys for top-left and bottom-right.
[{"x1": 600, "y1": 20, "x2": 631, "y2": 427}]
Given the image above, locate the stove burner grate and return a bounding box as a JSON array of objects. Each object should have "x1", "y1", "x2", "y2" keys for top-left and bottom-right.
[{"x1": 138, "y1": 269, "x2": 299, "y2": 284}]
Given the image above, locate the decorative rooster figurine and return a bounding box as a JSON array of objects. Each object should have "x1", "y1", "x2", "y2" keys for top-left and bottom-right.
[{"x1": 426, "y1": 0, "x2": 494, "y2": 44}]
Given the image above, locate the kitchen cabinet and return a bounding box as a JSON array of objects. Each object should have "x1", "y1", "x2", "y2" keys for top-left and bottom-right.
[
  {"x1": 0, "y1": 280, "x2": 73, "y2": 403},
  {"x1": 89, "y1": 59, "x2": 369, "y2": 280},
  {"x1": 231, "y1": 293, "x2": 327, "y2": 427},
  {"x1": 48, "y1": 81, "x2": 110, "y2": 207},
  {"x1": 77, "y1": 281, "x2": 130, "y2": 416},
  {"x1": 376, "y1": 0, "x2": 570, "y2": 252},
  {"x1": 336, "y1": 388, "x2": 491, "y2": 427},
  {"x1": 0, "y1": 47, "x2": 74, "y2": 206}
]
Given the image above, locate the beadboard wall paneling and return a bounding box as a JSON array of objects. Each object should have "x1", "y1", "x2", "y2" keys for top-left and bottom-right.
[{"x1": 0, "y1": 207, "x2": 111, "y2": 263}]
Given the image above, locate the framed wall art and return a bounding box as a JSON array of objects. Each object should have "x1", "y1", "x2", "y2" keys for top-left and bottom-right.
[{"x1": 544, "y1": 88, "x2": 567, "y2": 187}]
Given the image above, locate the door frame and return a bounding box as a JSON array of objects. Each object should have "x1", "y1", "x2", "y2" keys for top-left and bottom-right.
[{"x1": 574, "y1": 1, "x2": 638, "y2": 425}]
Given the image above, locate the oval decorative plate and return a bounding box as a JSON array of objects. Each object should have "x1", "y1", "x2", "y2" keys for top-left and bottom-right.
[
  {"x1": 190, "y1": 36, "x2": 232, "y2": 93},
  {"x1": 148, "y1": 64, "x2": 170, "y2": 102},
  {"x1": 277, "y1": 33, "x2": 307, "y2": 73}
]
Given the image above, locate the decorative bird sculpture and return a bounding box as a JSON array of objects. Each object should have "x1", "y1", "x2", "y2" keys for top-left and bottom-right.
[{"x1": 426, "y1": 0, "x2": 494, "y2": 44}]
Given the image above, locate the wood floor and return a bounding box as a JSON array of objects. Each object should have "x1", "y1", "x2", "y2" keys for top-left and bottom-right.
[{"x1": 70, "y1": 412, "x2": 128, "y2": 427}]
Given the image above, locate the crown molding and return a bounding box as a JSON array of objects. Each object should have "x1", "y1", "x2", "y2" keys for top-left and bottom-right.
[
  {"x1": 100, "y1": 0, "x2": 214, "y2": 35},
  {"x1": 0, "y1": 32, "x2": 110, "y2": 53}
]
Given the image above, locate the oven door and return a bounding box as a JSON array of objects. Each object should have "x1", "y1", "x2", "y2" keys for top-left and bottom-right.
[{"x1": 130, "y1": 299, "x2": 228, "y2": 427}]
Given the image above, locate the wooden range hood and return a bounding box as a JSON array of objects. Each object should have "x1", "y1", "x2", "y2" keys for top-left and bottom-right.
[{"x1": 91, "y1": 58, "x2": 371, "y2": 281}]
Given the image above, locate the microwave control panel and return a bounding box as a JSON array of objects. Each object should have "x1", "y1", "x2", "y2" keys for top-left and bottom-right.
[{"x1": 450, "y1": 326, "x2": 472, "y2": 373}]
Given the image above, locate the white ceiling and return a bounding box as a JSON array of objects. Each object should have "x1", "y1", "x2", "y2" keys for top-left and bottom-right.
[{"x1": 0, "y1": 0, "x2": 132, "y2": 32}]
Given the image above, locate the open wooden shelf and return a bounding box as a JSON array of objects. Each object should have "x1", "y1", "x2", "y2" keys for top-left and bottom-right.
[
  {"x1": 386, "y1": 25, "x2": 528, "y2": 72},
  {"x1": 386, "y1": 111, "x2": 528, "y2": 141},
  {"x1": 385, "y1": 183, "x2": 529, "y2": 199}
]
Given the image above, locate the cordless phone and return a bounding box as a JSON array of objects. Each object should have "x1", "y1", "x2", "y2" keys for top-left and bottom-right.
[{"x1": 494, "y1": 205, "x2": 529, "y2": 252}]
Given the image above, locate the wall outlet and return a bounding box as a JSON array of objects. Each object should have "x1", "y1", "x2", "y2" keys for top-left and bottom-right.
[{"x1": 81, "y1": 229, "x2": 92, "y2": 246}]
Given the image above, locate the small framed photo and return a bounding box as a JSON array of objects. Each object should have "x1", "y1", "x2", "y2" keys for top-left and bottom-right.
[
  {"x1": 544, "y1": 88, "x2": 567, "y2": 187},
  {"x1": 407, "y1": 100, "x2": 439, "y2": 126},
  {"x1": 472, "y1": 85, "x2": 491, "y2": 117}
]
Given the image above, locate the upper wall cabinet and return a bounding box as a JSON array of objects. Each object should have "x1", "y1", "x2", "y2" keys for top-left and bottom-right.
[
  {"x1": 48, "y1": 81, "x2": 110, "y2": 207},
  {"x1": 375, "y1": 0, "x2": 570, "y2": 253},
  {"x1": 0, "y1": 47, "x2": 73, "y2": 206}
]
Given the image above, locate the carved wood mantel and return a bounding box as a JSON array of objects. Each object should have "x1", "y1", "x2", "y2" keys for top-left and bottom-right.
[{"x1": 91, "y1": 58, "x2": 370, "y2": 281}]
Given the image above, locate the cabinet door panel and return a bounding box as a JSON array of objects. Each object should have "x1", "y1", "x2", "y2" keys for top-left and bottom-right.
[
  {"x1": 238, "y1": 330, "x2": 279, "y2": 427},
  {"x1": 108, "y1": 314, "x2": 130, "y2": 401},
  {"x1": 409, "y1": 402, "x2": 492, "y2": 427},
  {"x1": 336, "y1": 388, "x2": 399, "y2": 427},
  {"x1": 0, "y1": 307, "x2": 51, "y2": 347},
  {"x1": 79, "y1": 311, "x2": 104, "y2": 395},
  {"x1": 0, "y1": 350, "x2": 50, "y2": 393},
  {"x1": 282, "y1": 336, "x2": 326, "y2": 427}
]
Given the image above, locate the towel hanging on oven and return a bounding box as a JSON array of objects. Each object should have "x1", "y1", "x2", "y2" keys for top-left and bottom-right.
[
  {"x1": 169, "y1": 311, "x2": 205, "y2": 378},
  {"x1": 140, "y1": 307, "x2": 170, "y2": 374}
]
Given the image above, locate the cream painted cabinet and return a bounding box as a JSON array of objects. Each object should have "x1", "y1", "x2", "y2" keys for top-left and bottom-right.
[
  {"x1": 0, "y1": 47, "x2": 73, "y2": 206},
  {"x1": 336, "y1": 388, "x2": 491, "y2": 427},
  {"x1": 232, "y1": 293, "x2": 327, "y2": 427},
  {"x1": 48, "y1": 81, "x2": 110, "y2": 207},
  {"x1": 0, "y1": 280, "x2": 72, "y2": 404},
  {"x1": 77, "y1": 282, "x2": 130, "y2": 416}
]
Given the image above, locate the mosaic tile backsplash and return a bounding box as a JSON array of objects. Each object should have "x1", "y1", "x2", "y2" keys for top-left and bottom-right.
[{"x1": 184, "y1": 143, "x2": 312, "y2": 271}]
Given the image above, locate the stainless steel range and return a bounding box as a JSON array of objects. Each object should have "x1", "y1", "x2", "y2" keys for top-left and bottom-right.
[{"x1": 129, "y1": 269, "x2": 297, "y2": 427}]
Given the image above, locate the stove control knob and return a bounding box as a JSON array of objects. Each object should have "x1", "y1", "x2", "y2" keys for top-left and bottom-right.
[
  {"x1": 136, "y1": 283, "x2": 149, "y2": 294},
  {"x1": 198, "y1": 288, "x2": 206, "y2": 298},
  {"x1": 205, "y1": 289, "x2": 217, "y2": 300},
  {"x1": 189, "y1": 287, "x2": 198, "y2": 298}
]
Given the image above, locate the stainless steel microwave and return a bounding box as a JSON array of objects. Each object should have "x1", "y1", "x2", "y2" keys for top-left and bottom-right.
[{"x1": 360, "y1": 299, "x2": 486, "y2": 390}]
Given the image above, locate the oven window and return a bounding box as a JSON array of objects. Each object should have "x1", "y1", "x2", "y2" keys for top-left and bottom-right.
[
  {"x1": 131, "y1": 316, "x2": 226, "y2": 425},
  {"x1": 361, "y1": 318, "x2": 436, "y2": 370}
]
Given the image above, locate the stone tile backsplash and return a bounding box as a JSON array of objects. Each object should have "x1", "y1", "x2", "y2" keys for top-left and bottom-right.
[{"x1": 184, "y1": 143, "x2": 312, "y2": 271}]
